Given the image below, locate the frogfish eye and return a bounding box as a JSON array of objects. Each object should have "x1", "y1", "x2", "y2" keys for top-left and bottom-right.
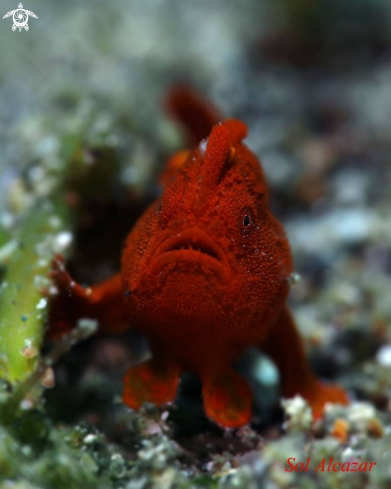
[{"x1": 239, "y1": 207, "x2": 255, "y2": 235}]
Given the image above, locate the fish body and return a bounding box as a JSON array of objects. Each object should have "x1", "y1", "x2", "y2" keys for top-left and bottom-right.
[
  {"x1": 50, "y1": 88, "x2": 348, "y2": 427},
  {"x1": 123, "y1": 120, "x2": 289, "y2": 370}
]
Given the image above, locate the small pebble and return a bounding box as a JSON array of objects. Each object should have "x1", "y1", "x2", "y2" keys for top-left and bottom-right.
[
  {"x1": 21, "y1": 345, "x2": 38, "y2": 359},
  {"x1": 41, "y1": 367, "x2": 55, "y2": 389}
]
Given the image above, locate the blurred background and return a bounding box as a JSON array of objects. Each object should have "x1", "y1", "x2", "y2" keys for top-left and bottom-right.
[{"x1": 1, "y1": 0, "x2": 391, "y2": 487}]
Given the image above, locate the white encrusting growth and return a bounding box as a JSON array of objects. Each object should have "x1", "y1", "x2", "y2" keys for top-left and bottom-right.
[
  {"x1": 53, "y1": 231, "x2": 73, "y2": 252},
  {"x1": 282, "y1": 395, "x2": 313, "y2": 431},
  {"x1": 0, "y1": 240, "x2": 18, "y2": 264},
  {"x1": 36, "y1": 298, "x2": 47, "y2": 310},
  {"x1": 84, "y1": 434, "x2": 98, "y2": 444}
]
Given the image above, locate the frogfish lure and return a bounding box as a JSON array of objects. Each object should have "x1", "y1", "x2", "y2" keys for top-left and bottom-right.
[{"x1": 49, "y1": 86, "x2": 348, "y2": 428}]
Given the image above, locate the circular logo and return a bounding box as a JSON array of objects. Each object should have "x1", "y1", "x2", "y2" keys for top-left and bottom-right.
[{"x1": 12, "y1": 8, "x2": 28, "y2": 28}]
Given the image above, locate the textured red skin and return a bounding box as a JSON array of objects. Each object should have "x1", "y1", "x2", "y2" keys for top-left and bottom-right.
[{"x1": 49, "y1": 88, "x2": 348, "y2": 428}]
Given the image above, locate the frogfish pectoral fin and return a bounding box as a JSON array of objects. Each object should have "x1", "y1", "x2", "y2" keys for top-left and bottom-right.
[
  {"x1": 123, "y1": 359, "x2": 180, "y2": 409},
  {"x1": 202, "y1": 369, "x2": 252, "y2": 428}
]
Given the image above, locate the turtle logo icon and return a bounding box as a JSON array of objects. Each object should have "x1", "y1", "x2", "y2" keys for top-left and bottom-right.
[{"x1": 3, "y1": 2, "x2": 38, "y2": 32}]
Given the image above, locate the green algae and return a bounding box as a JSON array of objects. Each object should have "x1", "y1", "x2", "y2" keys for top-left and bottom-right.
[{"x1": 0, "y1": 201, "x2": 71, "y2": 383}]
